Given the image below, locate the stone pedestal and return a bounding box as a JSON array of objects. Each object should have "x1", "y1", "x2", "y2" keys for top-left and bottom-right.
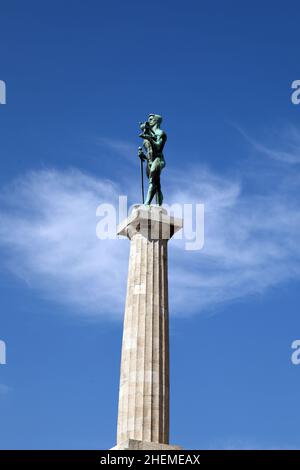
[
  {"x1": 113, "y1": 205, "x2": 182, "y2": 450},
  {"x1": 111, "y1": 439, "x2": 181, "y2": 450}
]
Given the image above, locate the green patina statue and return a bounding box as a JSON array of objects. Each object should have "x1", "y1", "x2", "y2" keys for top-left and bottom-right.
[{"x1": 138, "y1": 113, "x2": 167, "y2": 206}]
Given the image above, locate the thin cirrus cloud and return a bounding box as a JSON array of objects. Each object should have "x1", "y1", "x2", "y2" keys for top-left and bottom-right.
[
  {"x1": 96, "y1": 137, "x2": 137, "y2": 164},
  {"x1": 234, "y1": 123, "x2": 300, "y2": 164},
  {"x1": 168, "y1": 165, "x2": 300, "y2": 314},
  {"x1": 0, "y1": 131, "x2": 299, "y2": 320},
  {"x1": 0, "y1": 169, "x2": 129, "y2": 319}
]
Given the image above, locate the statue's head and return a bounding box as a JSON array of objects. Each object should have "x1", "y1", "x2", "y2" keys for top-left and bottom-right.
[{"x1": 148, "y1": 113, "x2": 162, "y2": 127}]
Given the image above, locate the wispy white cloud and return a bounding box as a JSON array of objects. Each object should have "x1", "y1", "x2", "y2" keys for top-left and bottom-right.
[
  {"x1": 0, "y1": 130, "x2": 299, "y2": 319},
  {"x1": 96, "y1": 137, "x2": 137, "y2": 164},
  {"x1": 0, "y1": 169, "x2": 129, "y2": 319},
  {"x1": 166, "y1": 163, "x2": 300, "y2": 314},
  {"x1": 234, "y1": 124, "x2": 300, "y2": 164}
]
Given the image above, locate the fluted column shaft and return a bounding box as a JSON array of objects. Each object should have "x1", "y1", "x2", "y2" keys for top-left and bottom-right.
[
  {"x1": 117, "y1": 232, "x2": 169, "y2": 444},
  {"x1": 116, "y1": 206, "x2": 182, "y2": 446}
]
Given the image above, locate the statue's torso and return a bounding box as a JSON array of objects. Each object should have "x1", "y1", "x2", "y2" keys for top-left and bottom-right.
[{"x1": 144, "y1": 129, "x2": 166, "y2": 164}]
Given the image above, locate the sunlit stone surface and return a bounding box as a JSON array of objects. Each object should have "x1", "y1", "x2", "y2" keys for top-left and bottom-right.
[{"x1": 113, "y1": 205, "x2": 182, "y2": 450}]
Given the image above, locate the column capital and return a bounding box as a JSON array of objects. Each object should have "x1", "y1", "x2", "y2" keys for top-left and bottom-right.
[{"x1": 117, "y1": 205, "x2": 183, "y2": 241}]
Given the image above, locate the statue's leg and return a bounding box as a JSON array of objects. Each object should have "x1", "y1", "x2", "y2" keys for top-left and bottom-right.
[
  {"x1": 145, "y1": 174, "x2": 156, "y2": 206},
  {"x1": 157, "y1": 158, "x2": 164, "y2": 206},
  {"x1": 155, "y1": 174, "x2": 163, "y2": 206},
  {"x1": 157, "y1": 187, "x2": 163, "y2": 205},
  {"x1": 145, "y1": 182, "x2": 155, "y2": 205},
  {"x1": 144, "y1": 158, "x2": 165, "y2": 206},
  {"x1": 145, "y1": 160, "x2": 159, "y2": 205}
]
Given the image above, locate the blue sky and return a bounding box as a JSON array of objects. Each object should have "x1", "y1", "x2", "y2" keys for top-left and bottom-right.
[{"x1": 0, "y1": 0, "x2": 300, "y2": 449}]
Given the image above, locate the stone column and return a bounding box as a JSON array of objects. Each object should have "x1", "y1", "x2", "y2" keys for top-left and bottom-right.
[{"x1": 112, "y1": 205, "x2": 182, "y2": 450}]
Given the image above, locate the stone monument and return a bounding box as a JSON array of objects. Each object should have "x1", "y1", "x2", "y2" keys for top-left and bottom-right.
[{"x1": 111, "y1": 116, "x2": 183, "y2": 450}]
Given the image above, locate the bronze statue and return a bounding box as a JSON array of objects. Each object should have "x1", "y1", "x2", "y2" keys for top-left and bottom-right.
[{"x1": 138, "y1": 114, "x2": 167, "y2": 206}]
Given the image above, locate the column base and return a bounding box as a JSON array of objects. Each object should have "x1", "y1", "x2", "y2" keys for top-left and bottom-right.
[{"x1": 111, "y1": 439, "x2": 182, "y2": 450}]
